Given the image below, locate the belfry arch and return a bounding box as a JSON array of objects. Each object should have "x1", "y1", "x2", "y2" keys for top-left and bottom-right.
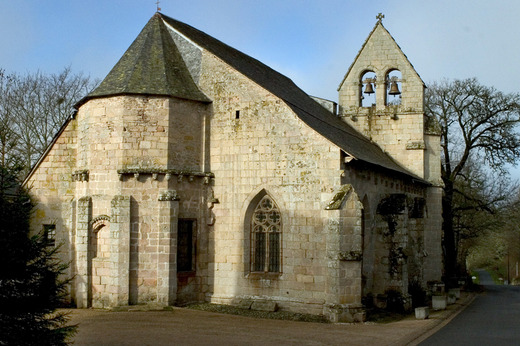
[
  {"x1": 385, "y1": 69, "x2": 402, "y2": 106},
  {"x1": 360, "y1": 70, "x2": 377, "y2": 107}
]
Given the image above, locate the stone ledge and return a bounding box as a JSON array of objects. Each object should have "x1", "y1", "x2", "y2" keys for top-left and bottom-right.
[
  {"x1": 72, "y1": 169, "x2": 89, "y2": 181},
  {"x1": 251, "y1": 300, "x2": 278, "y2": 312},
  {"x1": 158, "y1": 190, "x2": 180, "y2": 201},
  {"x1": 117, "y1": 168, "x2": 214, "y2": 183},
  {"x1": 406, "y1": 141, "x2": 425, "y2": 150},
  {"x1": 325, "y1": 184, "x2": 352, "y2": 210}
]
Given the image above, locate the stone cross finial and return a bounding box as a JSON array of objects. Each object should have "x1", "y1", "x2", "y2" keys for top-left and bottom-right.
[{"x1": 376, "y1": 13, "x2": 384, "y2": 22}]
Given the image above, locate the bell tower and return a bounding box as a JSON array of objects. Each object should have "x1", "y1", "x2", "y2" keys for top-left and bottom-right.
[
  {"x1": 339, "y1": 14, "x2": 443, "y2": 284},
  {"x1": 338, "y1": 14, "x2": 433, "y2": 180}
]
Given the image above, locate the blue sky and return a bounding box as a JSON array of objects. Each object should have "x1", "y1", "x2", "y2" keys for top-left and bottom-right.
[{"x1": 1, "y1": 0, "x2": 520, "y2": 177}]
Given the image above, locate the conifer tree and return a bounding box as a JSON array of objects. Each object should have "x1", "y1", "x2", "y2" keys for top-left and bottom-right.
[{"x1": 0, "y1": 165, "x2": 76, "y2": 345}]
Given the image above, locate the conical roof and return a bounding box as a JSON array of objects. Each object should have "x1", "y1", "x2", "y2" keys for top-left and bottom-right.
[{"x1": 78, "y1": 13, "x2": 210, "y2": 106}]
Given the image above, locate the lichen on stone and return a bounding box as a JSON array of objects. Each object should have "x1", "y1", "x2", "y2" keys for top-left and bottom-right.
[
  {"x1": 338, "y1": 251, "x2": 363, "y2": 261},
  {"x1": 325, "y1": 184, "x2": 352, "y2": 210}
]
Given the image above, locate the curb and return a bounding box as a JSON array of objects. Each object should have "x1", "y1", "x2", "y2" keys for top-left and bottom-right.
[{"x1": 402, "y1": 293, "x2": 478, "y2": 345}]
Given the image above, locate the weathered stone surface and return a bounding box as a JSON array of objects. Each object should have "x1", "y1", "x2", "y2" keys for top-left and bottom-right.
[
  {"x1": 432, "y1": 295, "x2": 447, "y2": 310},
  {"x1": 236, "y1": 299, "x2": 253, "y2": 310},
  {"x1": 325, "y1": 184, "x2": 353, "y2": 210},
  {"x1": 251, "y1": 300, "x2": 278, "y2": 312},
  {"x1": 415, "y1": 306, "x2": 429, "y2": 319},
  {"x1": 24, "y1": 13, "x2": 442, "y2": 322}
]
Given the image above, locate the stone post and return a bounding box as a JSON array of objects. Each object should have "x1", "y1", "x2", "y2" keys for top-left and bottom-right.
[
  {"x1": 325, "y1": 214, "x2": 341, "y2": 309},
  {"x1": 75, "y1": 196, "x2": 92, "y2": 308},
  {"x1": 157, "y1": 190, "x2": 180, "y2": 305},
  {"x1": 323, "y1": 186, "x2": 365, "y2": 322},
  {"x1": 110, "y1": 195, "x2": 131, "y2": 306}
]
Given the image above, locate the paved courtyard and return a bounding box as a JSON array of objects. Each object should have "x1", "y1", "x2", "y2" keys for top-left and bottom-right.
[{"x1": 68, "y1": 294, "x2": 474, "y2": 345}]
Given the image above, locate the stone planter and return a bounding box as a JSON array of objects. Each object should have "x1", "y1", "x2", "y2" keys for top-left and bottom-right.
[
  {"x1": 429, "y1": 282, "x2": 445, "y2": 295},
  {"x1": 415, "y1": 306, "x2": 429, "y2": 319},
  {"x1": 432, "y1": 295, "x2": 447, "y2": 310},
  {"x1": 447, "y1": 294, "x2": 456, "y2": 305},
  {"x1": 448, "y1": 288, "x2": 460, "y2": 299}
]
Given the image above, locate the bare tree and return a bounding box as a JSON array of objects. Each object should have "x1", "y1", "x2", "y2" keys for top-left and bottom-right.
[
  {"x1": 0, "y1": 67, "x2": 97, "y2": 177},
  {"x1": 0, "y1": 70, "x2": 22, "y2": 172},
  {"x1": 452, "y1": 161, "x2": 515, "y2": 270},
  {"x1": 425, "y1": 78, "x2": 520, "y2": 281}
]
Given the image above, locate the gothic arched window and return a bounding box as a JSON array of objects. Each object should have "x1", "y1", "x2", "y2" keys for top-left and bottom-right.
[{"x1": 251, "y1": 195, "x2": 281, "y2": 273}]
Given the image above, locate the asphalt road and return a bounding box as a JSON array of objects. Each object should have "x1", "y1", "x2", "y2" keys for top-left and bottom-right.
[{"x1": 420, "y1": 270, "x2": 520, "y2": 345}]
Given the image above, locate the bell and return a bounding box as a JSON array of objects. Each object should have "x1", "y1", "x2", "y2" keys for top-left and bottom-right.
[
  {"x1": 388, "y1": 81, "x2": 401, "y2": 95},
  {"x1": 364, "y1": 82, "x2": 375, "y2": 95}
]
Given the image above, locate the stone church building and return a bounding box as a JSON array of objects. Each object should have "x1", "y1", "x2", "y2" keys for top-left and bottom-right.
[{"x1": 24, "y1": 13, "x2": 442, "y2": 322}]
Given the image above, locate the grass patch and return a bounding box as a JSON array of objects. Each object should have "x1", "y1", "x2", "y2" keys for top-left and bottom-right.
[
  {"x1": 488, "y1": 269, "x2": 506, "y2": 285},
  {"x1": 185, "y1": 303, "x2": 330, "y2": 323},
  {"x1": 470, "y1": 270, "x2": 480, "y2": 284},
  {"x1": 186, "y1": 303, "x2": 414, "y2": 324},
  {"x1": 365, "y1": 308, "x2": 409, "y2": 323}
]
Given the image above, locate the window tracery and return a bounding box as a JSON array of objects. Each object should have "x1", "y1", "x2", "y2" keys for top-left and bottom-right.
[{"x1": 251, "y1": 195, "x2": 281, "y2": 273}]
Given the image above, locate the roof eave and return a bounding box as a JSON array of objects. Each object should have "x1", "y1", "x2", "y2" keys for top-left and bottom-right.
[{"x1": 75, "y1": 91, "x2": 211, "y2": 109}]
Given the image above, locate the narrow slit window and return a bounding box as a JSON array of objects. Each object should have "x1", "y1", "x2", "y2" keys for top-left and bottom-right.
[
  {"x1": 177, "y1": 219, "x2": 195, "y2": 272},
  {"x1": 43, "y1": 224, "x2": 56, "y2": 247},
  {"x1": 235, "y1": 110, "x2": 240, "y2": 119}
]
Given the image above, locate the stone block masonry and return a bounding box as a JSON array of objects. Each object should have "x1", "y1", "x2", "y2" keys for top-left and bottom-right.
[{"x1": 24, "y1": 13, "x2": 442, "y2": 321}]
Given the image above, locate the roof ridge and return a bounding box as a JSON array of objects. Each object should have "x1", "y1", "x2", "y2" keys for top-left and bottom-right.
[
  {"x1": 122, "y1": 16, "x2": 154, "y2": 93},
  {"x1": 148, "y1": 14, "x2": 421, "y2": 179},
  {"x1": 160, "y1": 13, "x2": 418, "y2": 178}
]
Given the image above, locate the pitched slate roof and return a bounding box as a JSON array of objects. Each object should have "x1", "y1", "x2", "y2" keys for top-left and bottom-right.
[
  {"x1": 77, "y1": 13, "x2": 210, "y2": 107},
  {"x1": 159, "y1": 13, "x2": 424, "y2": 181}
]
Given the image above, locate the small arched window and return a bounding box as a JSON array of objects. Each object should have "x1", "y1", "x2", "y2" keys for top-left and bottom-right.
[
  {"x1": 251, "y1": 195, "x2": 281, "y2": 273},
  {"x1": 91, "y1": 215, "x2": 110, "y2": 258}
]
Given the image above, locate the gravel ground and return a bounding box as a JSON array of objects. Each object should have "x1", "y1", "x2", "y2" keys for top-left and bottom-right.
[{"x1": 67, "y1": 293, "x2": 475, "y2": 346}]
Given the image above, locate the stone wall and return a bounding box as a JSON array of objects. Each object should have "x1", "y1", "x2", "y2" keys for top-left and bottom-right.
[
  {"x1": 335, "y1": 21, "x2": 443, "y2": 298},
  {"x1": 25, "y1": 118, "x2": 78, "y2": 304},
  {"x1": 338, "y1": 23, "x2": 427, "y2": 179},
  {"x1": 342, "y1": 109, "x2": 426, "y2": 178},
  {"x1": 197, "y1": 48, "x2": 344, "y2": 315},
  {"x1": 24, "y1": 17, "x2": 443, "y2": 319},
  {"x1": 341, "y1": 160, "x2": 433, "y2": 297},
  {"x1": 26, "y1": 93, "x2": 212, "y2": 308}
]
